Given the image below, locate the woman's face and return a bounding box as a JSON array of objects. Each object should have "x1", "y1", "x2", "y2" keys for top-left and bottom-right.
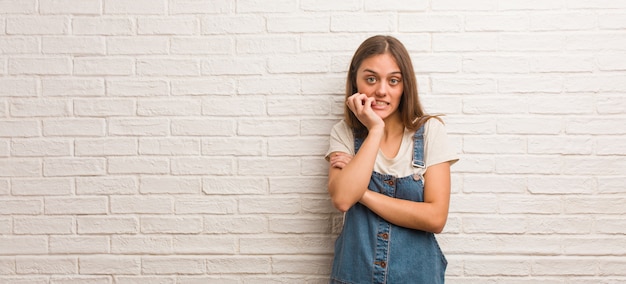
[{"x1": 355, "y1": 53, "x2": 403, "y2": 121}]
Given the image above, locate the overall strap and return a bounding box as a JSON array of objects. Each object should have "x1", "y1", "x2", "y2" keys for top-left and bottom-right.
[
  {"x1": 412, "y1": 125, "x2": 425, "y2": 168},
  {"x1": 354, "y1": 132, "x2": 364, "y2": 154}
]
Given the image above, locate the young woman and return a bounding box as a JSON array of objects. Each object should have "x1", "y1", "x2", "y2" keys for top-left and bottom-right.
[{"x1": 326, "y1": 35, "x2": 458, "y2": 283}]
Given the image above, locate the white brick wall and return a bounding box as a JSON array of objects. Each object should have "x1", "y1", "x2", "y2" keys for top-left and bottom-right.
[{"x1": 1, "y1": 0, "x2": 625, "y2": 282}]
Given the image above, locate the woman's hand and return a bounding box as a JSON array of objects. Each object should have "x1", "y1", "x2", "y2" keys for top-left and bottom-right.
[
  {"x1": 329, "y1": 152, "x2": 353, "y2": 169},
  {"x1": 346, "y1": 93, "x2": 385, "y2": 131}
]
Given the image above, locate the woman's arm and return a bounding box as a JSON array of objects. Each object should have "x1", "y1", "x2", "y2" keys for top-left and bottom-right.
[
  {"x1": 327, "y1": 128, "x2": 383, "y2": 212},
  {"x1": 358, "y1": 161, "x2": 451, "y2": 233}
]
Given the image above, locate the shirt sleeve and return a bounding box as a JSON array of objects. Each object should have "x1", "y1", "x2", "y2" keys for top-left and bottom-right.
[
  {"x1": 424, "y1": 118, "x2": 459, "y2": 168},
  {"x1": 325, "y1": 120, "x2": 355, "y2": 161}
]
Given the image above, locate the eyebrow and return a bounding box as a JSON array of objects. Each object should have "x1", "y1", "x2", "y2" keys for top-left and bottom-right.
[{"x1": 363, "y1": 69, "x2": 402, "y2": 76}]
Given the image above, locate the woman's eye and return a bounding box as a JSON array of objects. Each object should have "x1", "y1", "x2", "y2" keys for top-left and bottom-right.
[
  {"x1": 390, "y1": 78, "x2": 400, "y2": 85},
  {"x1": 366, "y1": 77, "x2": 376, "y2": 83}
]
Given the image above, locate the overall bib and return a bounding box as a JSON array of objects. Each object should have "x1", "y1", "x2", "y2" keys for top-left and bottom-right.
[{"x1": 330, "y1": 126, "x2": 447, "y2": 284}]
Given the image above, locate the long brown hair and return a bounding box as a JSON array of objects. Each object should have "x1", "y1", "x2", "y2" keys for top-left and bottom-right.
[{"x1": 345, "y1": 35, "x2": 439, "y2": 137}]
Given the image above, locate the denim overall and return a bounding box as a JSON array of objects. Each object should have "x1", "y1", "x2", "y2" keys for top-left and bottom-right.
[{"x1": 330, "y1": 126, "x2": 447, "y2": 284}]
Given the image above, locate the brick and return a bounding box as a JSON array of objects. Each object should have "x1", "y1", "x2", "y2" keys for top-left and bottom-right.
[
  {"x1": 202, "y1": 96, "x2": 264, "y2": 116},
  {"x1": 74, "y1": 98, "x2": 135, "y2": 117},
  {"x1": 434, "y1": 33, "x2": 498, "y2": 51},
  {"x1": 528, "y1": 136, "x2": 592, "y2": 155},
  {"x1": 599, "y1": 13, "x2": 626, "y2": 29},
  {"x1": 174, "y1": 196, "x2": 237, "y2": 214},
  {"x1": 40, "y1": 0, "x2": 100, "y2": 14},
  {"x1": 443, "y1": 235, "x2": 561, "y2": 255},
  {"x1": 9, "y1": 57, "x2": 71, "y2": 75},
  {"x1": 7, "y1": 16, "x2": 69, "y2": 35},
  {"x1": 463, "y1": 216, "x2": 526, "y2": 234},
  {"x1": 238, "y1": 76, "x2": 300, "y2": 95},
  {"x1": 566, "y1": 75, "x2": 626, "y2": 92},
  {"x1": 74, "y1": 138, "x2": 137, "y2": 156},
  {"x1": 238, "y1": 158, "x2": 300, "y2": 176},
  {"x1": 300, "y1": 0, "x2": 360, "y2": 11},
  {"x1": 0, "y1": 236, "x2": 47, "y2": 254},
  {"x1": 16, "y1": 257, "x2": 77, "y2": 274},
  {"x1": 204, "y1": 215, "x2": 267, "y2": 234},
  {"x1": 169, "y1": 0, "x2": 233, "y2": 14},
  {"x1": 111, "y1": 196, "x2": 172, "y2": 214},
  {"x1": 202, "y1": 177, "x2": 267, "y2": 195},
  {"x1": 137, "y1": 59, "x2": 200, "y2": 76},
  {"x1": 202, "y1": 58, "x2": 265, "y2": 75},
  {"x1": 431, "y1": 77, "x2": 497, "y2": 94},
  {"x1": 202, "y1": 137, "x2": 262, "y2": 156},
  {"x1": 171, "y1": 36, "x2": 233, "y2": 55},
  {"x1": 138, "y1": 98, "x2": 202, "y2": 116},
  {"x1": 79, "y1": 256, "x2": 141, "y2": 275},
  {"x1": 111, "y1": 236, "x2": 172, "y2": 254},
  {"x1": 526, "y1": 216, "x2": 593, "y2": 234},
  {"x1": 238, "y1": 197, "x2": 301, "y2": 214},
  {"x1": 598, "y1": 52, "x2": 626, "y2": 71},
  {"x1": 171, "y1": 157, "x2": 232, "y2": 175},
  {"x1": 108, "y1": 157, "x2": 169, "y2": 174},
  {"x1": 448, "y1": 195, "x2": 497, "y2": 213},
  {"x1": 267, "y1": 137, "x2": 327, "y2": 156},
  {"x1": 239, "y1": 236, "x2": 333, "y2": 254},
  {"x1": 11, "y1": 139, "x2": 71, "y2": 157},
  {"x1": 598, "y1": 177, "x2": 626, "y2": 194},
  {"x1": 139, "y1": 177, "x2": 201, "y2": 194},
  {"x1": 116, "y1": 276, "x2": 180, "y2": 283},
  {"x1": 0, "y1": 256, "x2": 14, "y2": 273},
  {"x1": 0, "y1": 36, "x2": 39, "y2": 54},
  {"x1": 42, "y1": 78, "x2": 105, "y2": 97},
  {"x1": 202, "y1": 15, "x2": 265, "y2": 34},
  {"x1": 465, "y1": 14, "x2": 529, "y2": 31},
  {"x1": 566, "y1": 32, "x2": 626, "y2": 51},
  {"x1": 0, "y1": 158, "x2": 41, "y2": 177},
  {"x1": 173, "y1": 235, "x2": 236, "y2": 254},
  {"x1": 330, "y1": 13, "x2": 395, "y2": 32},
  {"x1": 206, "y1": 256, "x2": 270, "y2": 273},
  {"x1": 267, "y1": 54, "x2": 329, "y2": 74},
  {"x1": 499, "y1": 33, "x2": 564, "y2": 51},
  {"x1": 73, "y1": 57, "x2": 134, "y2": 75},
  {"x1": 268, "y1": 97, "x2": 330, "y2": 116},
  {"x1": 107, "y1": 36, "x2": 168, "y2": 55},
  {"x1": 0, "y1": 179, "x2": 8, "y2": 194},
  {"x1": 399, "y1": 14, "x2": 461, "y2": 32},
  {"x1": 270, "y1": 217, "x2": 331, "y2": 234},
  {"x1": 108, "y1": 118, "x2": 170, "y2": 136},
  {"x1": 463, "y1": 56, "x2": 528, "y2": 73},
  {"x1": 141, "y1": 217, "x2": 202, "y2": 234},
  {"x1": 0, "y1": 78, "x2": 37, "y2": 97},
  {"x1": 106, "y1": 79, "x2": 168, "y2": 96},
  {"x1": 464, "y1": 257, "x2": 530, "y2": 276},
  {"x1": 171, "y1": 78, "x2": 235, "y2": 95},
  {"x1": 266, "y1": 15, "x2": 330, "y2": 33},
  {"x1": 0, "y1": 0, "x2": 36, "y2": 13},
  {"x1": 498, "y1": 0, "x2": 564, "y2": 10},
  {"x1": 77, "y1": 217, "x2": 138, "y2": 234},
  {"x1": 597, "y1": 137, "x2": 626, "y2": 155},
  {"x1": 10, "y1": 99, "x2": 71, "y2": 117},
  {"x1": 14, "y1": 217, "x2": 73, "y2": 234},
  {"x1": 271, "y1": 255, "x2": 332, "y2": 274},
  {"x1": 599, "y1": 259, "x2": 626, "y2": 276},
  {"x1": 43, "y1": 118, "x2": 106, "y2": 137},
  {"x1": 566, "y1": 118, "x2": 626, "y2": 135},
  {"x1": 237, "y1": 35, "x2": 297, "y2": 54},
  {"x1": 496, "y1": 155, "x2": 562, "y2": 174},
  {"x1": 596, "y1": 217, "x2": 626, "y2": 234},
  {"x1": 139, "y1": 138, "x2": 200, "y2": 155},
  {"x1": 498, "y1": 76, "x2": 562, "y2": 93},
  {"x1": 104, "y1": 0, "x2": 166, "y2": 14},
  {"x1": 11, "y1": 178, "x2": 72, "y2": 195},
  {"x1": 50, "y1": 235, "x2": 109, "y2": 254},
  {"x1": 138, "y1": 17, "x2": 197, "y2": 35},
  {"x1": 42, "y1": 36, "x2": 105, "y2": 55},
  {"x1": 0, "y1": 198, "x2": 42, "y2": 215},
  {"x1": 76, "y1": 176, "x2": 138, "y2": 195},
  {"x1": 565, "y1": 197, "x2": 626, "y2": 214},
  {"x1": 463, "y1": 135, "x2": 525, "y2": 154},
  {"x1": 269, "y1": 177, "x2": 326, "y2": 194},
  {"x1": 171, "y1": 119, "x2": 234, "y2": 136},
  {"x1": 45, "y1": 196, "x2": 108, "y2": 215},
  {"x1": 141, "y1": 257, "x2": 205, "y2": 274},
  {"x1": 562, "y1": 237, "x2": 626, "y2": 255},
  {"x1": 72, "y1": 17, "x2": 134, "y2": 35}
]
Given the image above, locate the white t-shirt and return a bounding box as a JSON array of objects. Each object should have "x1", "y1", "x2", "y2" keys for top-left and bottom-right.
[{"x1": 325, "y1": 118, "x2": 458, "y2": 178}]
